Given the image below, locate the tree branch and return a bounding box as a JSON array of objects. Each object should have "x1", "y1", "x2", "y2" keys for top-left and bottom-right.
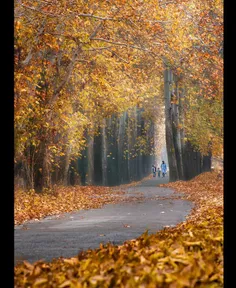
[
  {"x1": 20, "y1": 4, "x2": 172, "y2": 25},
  {"x1": 84, "y1": 46, "x2": 111, "y2": 51},
  {"x1": 90, "y1": 37, "x2": 149, "y2": 52},
  {"x1": 108, "y1": 49, "x2": 129, "y2": 64},
  {"x1": 49, "y1": 46, "x2": 81, "y2": 105},
  {"x1": 89, "y1": 21, "x2": 104, "y2": 39},
  {"x1": 21, "y1": 20, "x2": 46, "y2": 66}
]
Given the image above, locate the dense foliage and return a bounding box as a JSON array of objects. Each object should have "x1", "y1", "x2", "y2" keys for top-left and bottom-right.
[{"x1": 14, "y1": 0, "x2": 223, "y2": 190}]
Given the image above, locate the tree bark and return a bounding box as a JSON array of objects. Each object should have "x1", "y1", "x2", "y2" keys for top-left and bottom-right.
[
  {"x1": 179, "y1": 86, "x2": 186, "y2": 179},
  {"x1": 63, "y1": 144, "x2": 72, "y2": 186},
  {"x1": 118, "y1": 112, "x2": 126, "y2": 184},
  {"x1": 164, "y1": 68, "x2": 179, "y2": 181},
  {"x1": 101, "y1": 119, "x2": 108, "y2": 186},
  {"x1": 174, "y1": 80, "x2": 184, "y2": 179},
  {"x1": 42, "y1": 142, "x2": 51, "y2": 189},
  {"x1": 86, "y1": 129, "x2": 94, "y2": 185}
]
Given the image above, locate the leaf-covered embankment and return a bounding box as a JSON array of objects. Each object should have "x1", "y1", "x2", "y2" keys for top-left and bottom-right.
[
  {"x1": 14, "y1": 186, "x2": 140, "y2": 226},
  {"x1": 15, "y1": 175, "x2": 153, "y2": 226},
  {"x1": 15, "y1": 171, "x2": 223, "y2": 287}
]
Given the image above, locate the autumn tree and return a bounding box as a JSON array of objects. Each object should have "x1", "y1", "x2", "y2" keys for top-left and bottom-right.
[{"x1": 14, "y1": 0, "x2": 223, "y2": 188}]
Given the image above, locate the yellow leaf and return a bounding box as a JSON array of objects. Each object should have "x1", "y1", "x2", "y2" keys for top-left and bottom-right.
[
  {"x1": 33, "y1": 278, "x2": 48, "y2": 286},
  {"x1": 59, "y1": 280, "x2": 72, "y2": 288}
]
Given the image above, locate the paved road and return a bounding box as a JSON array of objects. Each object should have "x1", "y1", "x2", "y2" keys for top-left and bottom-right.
[{"x1": 15, "y1": 176, "x2": 193, "y2": 264}]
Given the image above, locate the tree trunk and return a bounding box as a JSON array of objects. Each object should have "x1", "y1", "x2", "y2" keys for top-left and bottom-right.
[
  {"x1": 133, "y1": 107, "x2": 138, "y2": 180},
  {"x1": 164, "y1": 68, "x2": 179, "y2": 181},
  {"x1": 42, "y1": 142, "x2": 51, "y2": 189},
  {"x1": 127, "y1": 112, "x2": 132, "y2": 182},
  {"x1": 179, "y1": 86, "x2": 186, "y2": 179},
  {"x1": 101, "y1": 119, "x2": 108, "y2": 186},
  {"x1": 63, "y1": 145, "x2": 72, "y2": 186},
  {"x1": 86, "y1": 129, "x2": 94, "y2": 185},
  {"x1": 118, "y1": 112, "x2": 126, "y2": 184},
  {"x1": 174, "y1": 80, "x2": 184, "y2": 179}
]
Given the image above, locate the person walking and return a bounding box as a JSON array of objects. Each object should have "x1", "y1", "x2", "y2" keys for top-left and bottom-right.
[
  {"x1": 152, "y1": 165, "x2": 156, "y2": 177},
  {"x1": 157, "y1": 167, "x2": 161, "y2": 177},
  {"x1": 161, "y1": 161, "x2": 167, "y2": 177}
]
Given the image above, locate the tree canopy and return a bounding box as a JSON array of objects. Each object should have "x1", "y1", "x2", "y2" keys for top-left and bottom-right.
[{"x1": 14, "y1": 0, "x2": 223, "y2": 188}]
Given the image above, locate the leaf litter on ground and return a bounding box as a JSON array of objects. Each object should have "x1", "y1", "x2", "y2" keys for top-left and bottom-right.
[
  {"x1": 15, "y1": 170, "x2": 223, "y2": 287},
  {"x1": 15, "y1": 184, "x2": 144, "y2": 226}
]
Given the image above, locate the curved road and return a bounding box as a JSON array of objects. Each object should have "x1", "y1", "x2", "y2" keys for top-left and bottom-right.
[{"x1": 15, "y1": 176, "x2": 193, "y2": 264}]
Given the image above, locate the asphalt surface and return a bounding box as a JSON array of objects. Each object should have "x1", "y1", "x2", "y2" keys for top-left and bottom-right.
[{"x1": 14, "y1": 176, "x2": 193, "y2": 264}]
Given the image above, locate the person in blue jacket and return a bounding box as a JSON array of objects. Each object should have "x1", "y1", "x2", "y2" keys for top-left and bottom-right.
[{"x1": 161, "y1": 161, "x2": 167, "y2": 177}]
